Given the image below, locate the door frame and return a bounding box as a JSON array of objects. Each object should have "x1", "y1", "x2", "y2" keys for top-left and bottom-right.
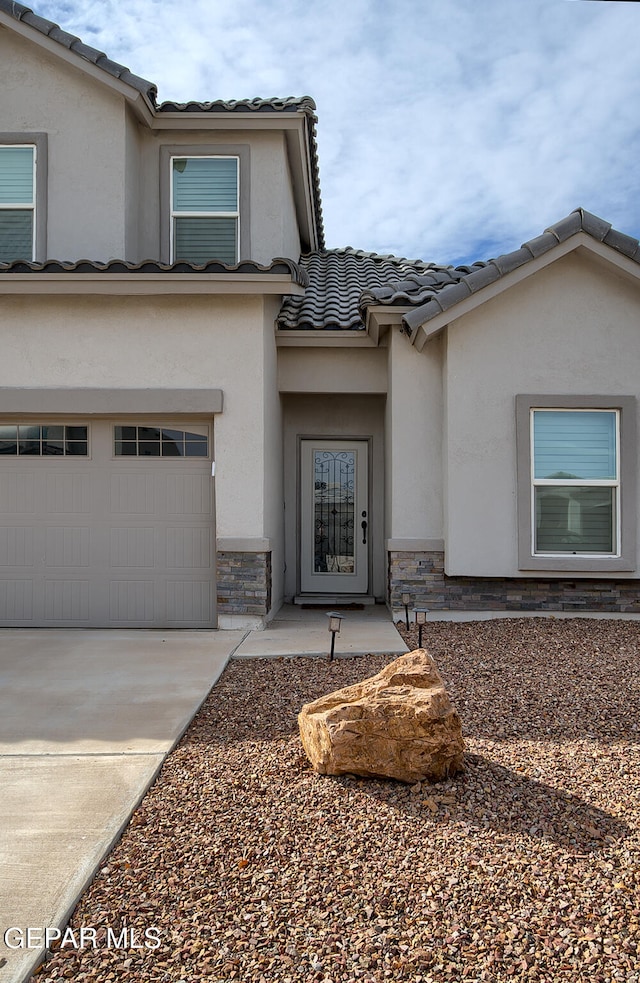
[{"x1": 297, "y1": 436, "x2": 371, "y2": 596}]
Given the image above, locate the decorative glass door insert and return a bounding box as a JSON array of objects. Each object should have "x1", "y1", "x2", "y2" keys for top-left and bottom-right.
[{"x1": 300, "y1": 440, "x2": 368, "y2": 594}]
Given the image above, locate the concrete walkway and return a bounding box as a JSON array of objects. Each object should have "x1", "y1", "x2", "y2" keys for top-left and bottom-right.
[
  {"x1": 0, "y1": 606, "x2": 406, "y2": 983},
  {"x1": 235, "y1": 602, "x2": 409, "y2": 658}
]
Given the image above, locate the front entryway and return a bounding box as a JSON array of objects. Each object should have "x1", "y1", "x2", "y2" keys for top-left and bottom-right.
[{"x1": 300, "y1": 439, "x2": 369, "y2": 594}]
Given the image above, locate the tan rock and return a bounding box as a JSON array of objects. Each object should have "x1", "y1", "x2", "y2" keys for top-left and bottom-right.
[{"x1": 298, "y1": 649, "x2": 465, "y2": 783}]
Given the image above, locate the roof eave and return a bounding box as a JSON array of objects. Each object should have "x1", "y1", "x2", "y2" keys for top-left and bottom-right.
[
  {"x1": 0, "y1": 272, "x2": 306, "y2": 297},
  {"x1": 406, "y1": 233, "x2": 640, "y2": 353},
  {"x1": 285, "y1": 119, "x2": 321, "y2": 253},
  {"x1": 364, "y1": 308, "x2": 405, "y2": 346}
]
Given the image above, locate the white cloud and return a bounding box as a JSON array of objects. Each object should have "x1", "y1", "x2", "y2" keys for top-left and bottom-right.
[{"x1": 32, "y1": 0, "x2": 640, "y2": 263}]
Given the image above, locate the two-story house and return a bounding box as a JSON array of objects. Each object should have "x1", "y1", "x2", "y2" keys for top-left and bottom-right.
[{"x1": 2, "y1": 1, "x2": 640, "y2": 629}]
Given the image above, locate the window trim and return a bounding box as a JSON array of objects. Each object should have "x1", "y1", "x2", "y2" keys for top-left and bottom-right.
[
  {"x1": 160, "y1": 144, "x2": 250, "y2": 265},
  {"x1": 0, "y1": 133, "x2": 47, "y2": 263},
  {"x1": 516, "y1": 394, "x2": 637, "y2": 572}
]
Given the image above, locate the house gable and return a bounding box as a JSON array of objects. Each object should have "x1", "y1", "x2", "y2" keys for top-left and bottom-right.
[
  {"x1": 0, "y1": 1, "x2": 323, "y2": 264},
  {"x1": 442, "y1": 249, "x2": 640, "y2": 580},
  {"x1": 0, "y1": 0, "x2": 157, "y2": 118},
  {"x1": 357, "y1": 209, "x2": 640, "y2": 350}
]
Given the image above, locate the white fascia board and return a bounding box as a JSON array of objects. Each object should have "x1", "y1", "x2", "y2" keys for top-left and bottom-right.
[
  {"x1": 276, "y1": 330, "x2": 378, "y2": 348},
  {"x1": 413, "y1": 234, "x2": 640, "y2": 352},
  {"x1": 365, "y1": 309, "x2": 405, "y2": 345},
  {"x1": 0, "y1": 274, "x2": 306, "y2": 296},
  {"x1": 0, "y1": 15, "x2": 155, "y2": 124},
  {"x1": 291, "y1": 118, "x2": 319, "y2": 251},
  {"x1": 150, "y1": 113, "x2": 307, "y2": 132}
]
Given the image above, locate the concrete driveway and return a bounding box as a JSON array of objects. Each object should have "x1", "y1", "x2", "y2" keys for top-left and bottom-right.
[
  {"x1": 0, "y1": 629, "x2": 243, "y2": 983},
  {"x1": 0, "y1": 607, "x2": 407, "y2": 983}
]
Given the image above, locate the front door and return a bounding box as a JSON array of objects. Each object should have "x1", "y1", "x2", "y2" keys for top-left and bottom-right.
[{"x1": 300, "y1": 439, "x2": 369, "y2": 594}]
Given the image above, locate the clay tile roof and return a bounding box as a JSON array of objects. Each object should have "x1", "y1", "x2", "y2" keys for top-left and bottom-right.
[
  {"x1": 277, "y1": 248, "x2": 438, "y2": 331},
  {"x1": 279, "y1": 208, "x2": 640, "y2": 334},
  {"x1": 0, "y1": 256, "x2": 308, "y2": 284},
  {"x1": 156, "y1": 95, "x2": 317, "y2": 114},
  {"x1": 0, "y1": 0, "x2": 158, "y2": 103},
  {"x1": 366, "y1": 208, "x2": 640, "y2": 337}
]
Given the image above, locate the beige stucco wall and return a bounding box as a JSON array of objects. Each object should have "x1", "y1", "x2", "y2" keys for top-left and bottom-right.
[
  {"x1": 281, "y1": 394, "x2": 386, "y2": 601},
  {"x1": 1, "y1": 25, "x2": 302, "y2": 266},
  {"x1": 278, "y1": 346, "x2": 387, "y2": 394},
  {"x1": 0, "y1": 26, "x2": 129, "y2": 260},
  {"x1": 136, "y1": 128, "x2": 301, "y2": 265},
  {"x1": 0, "y1": 292, "x2": 278, "y2": 545},
  {"x1": 262, "y1": 298, "x2": 285, "y2": 615},
  {"x1": 385, "y1": 328, "x2": 443, "y2": 545},
  {"x1": 124, "y1": 110, "x2": 142, "y2": 261},
  {"x1": 443, "y1": 248, "x2": 640, "y2": 577}
]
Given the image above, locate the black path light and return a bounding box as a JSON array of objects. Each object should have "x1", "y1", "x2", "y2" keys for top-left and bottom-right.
[
  {"x1": 326, "y1": 611, "x2": 343, "y2": 661},
  {"x1": 401, "y1": 591, "x2": 411, "y2": 631},
  {"x1": 414, "y1": 608, "x2": 429, "y2": 647}
]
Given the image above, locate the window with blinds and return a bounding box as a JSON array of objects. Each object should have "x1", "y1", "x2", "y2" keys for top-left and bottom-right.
[
  {"x1": 0, "y1": 145, "x2": 36, "y2": 263},
  {"x1": 170, "y1": 156, "x2": 239, "y2": 264},
  {"x1": 532, "y1": 409, "x2": 619, "y2": 555}
]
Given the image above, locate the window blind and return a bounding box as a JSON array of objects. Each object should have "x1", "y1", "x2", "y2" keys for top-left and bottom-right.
[
  {"x1": 0, "y1": 212, "x2": 33, "y2": 262},
  {"x1": 172, "y1": 158, "x2": 237, "y2": 212},
  {"x1": 0, "y1": 147, "x2": 34, "y2": 204},
  {"x1": 173, "y1": 217, "x2": 237, "y2": 265},
  {"x1": 533, "y1": 410, "x2": 616, "y2": 480}
]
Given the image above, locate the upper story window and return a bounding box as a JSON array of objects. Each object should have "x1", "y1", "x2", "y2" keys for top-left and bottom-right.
[
  {"x1": 170, "y1": 156, "x2": 239, "y2": 265},
  {"x1": 0, "y1": 145, "x2": 36, "y2": 263}
]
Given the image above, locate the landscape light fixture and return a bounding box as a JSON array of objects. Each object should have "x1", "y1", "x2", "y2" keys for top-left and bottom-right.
[
  {"x1": 401, "y1": 591, "x2": 411, "y2": 630},
  {"x1": 415, "y1": 608, "x2": 428, "y2": 647},
  {"x1": 326, "y1": 611, "x2": 343, "y2": 661}
]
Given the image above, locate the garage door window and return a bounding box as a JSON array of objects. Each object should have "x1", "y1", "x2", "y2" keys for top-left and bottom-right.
[
  {"x1": 114, "y1": 425, "x2": 209, "y2": 458},
  {"x1": 0, "y1": 424, "x2": 88, "y2": 456}
]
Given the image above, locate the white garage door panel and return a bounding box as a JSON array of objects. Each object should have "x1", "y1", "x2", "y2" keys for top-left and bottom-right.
[{"x1": 0, "y1": 420, "x2": 215, "y2": 628}]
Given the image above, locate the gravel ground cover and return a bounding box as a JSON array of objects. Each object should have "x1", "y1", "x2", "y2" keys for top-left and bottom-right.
[{"x1": 31, "y1": 618, "x2": 639, "y2": 983}]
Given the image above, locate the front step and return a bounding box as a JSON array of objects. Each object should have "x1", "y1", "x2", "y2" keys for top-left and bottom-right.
[{"x1": 293, "y1": 594, "x2": 377, "y2": 607}]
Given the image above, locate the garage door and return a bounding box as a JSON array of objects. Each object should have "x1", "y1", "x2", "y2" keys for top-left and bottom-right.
[{"x1": 0, "y1": 420, "x2": 215, "y2": 627}]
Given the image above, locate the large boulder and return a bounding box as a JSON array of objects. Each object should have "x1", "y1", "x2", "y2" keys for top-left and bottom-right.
[{"x1": 298, "y1": 649, "x2": 464, "y2": 783}]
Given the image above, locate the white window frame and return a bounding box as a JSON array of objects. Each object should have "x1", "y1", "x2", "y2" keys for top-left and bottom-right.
[
  {"x1": 0, "y1": 143, "x2": 37, "y2": 262},
  {"x1": 531, "y1": 408, "x2": 620, "y2": 558},
  {"x1": 516, "y1": 395, "x2": 636, "y2": 573},
  {"x1": 169, "y1": 155, "x2": 239, "y2": 264}
]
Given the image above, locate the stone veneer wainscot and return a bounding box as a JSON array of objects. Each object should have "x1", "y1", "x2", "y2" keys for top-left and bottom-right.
[
  {"x1": 217, "y1": 551, "x2": 272, "y2": 617},
  {"x1": 388, "y1": 550, "x2": 640, "y2": 613}
]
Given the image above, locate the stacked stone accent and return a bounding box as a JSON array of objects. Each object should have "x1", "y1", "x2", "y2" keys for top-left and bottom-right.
[
  {"x1": 388, "y1": 550, "x2": 640, "y2": 613},
  {"x1": 217, "y1": 551, "x2": 272, "y2": 617}
]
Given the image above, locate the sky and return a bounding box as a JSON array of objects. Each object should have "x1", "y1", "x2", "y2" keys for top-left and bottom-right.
[{"x1": 33, "y1": 0, "x2": 640, "y2": 266}]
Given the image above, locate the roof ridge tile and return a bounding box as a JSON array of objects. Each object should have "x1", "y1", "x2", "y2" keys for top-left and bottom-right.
[{"x1": 602, "y1": 228, "x2": 640, "y2": 260}]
